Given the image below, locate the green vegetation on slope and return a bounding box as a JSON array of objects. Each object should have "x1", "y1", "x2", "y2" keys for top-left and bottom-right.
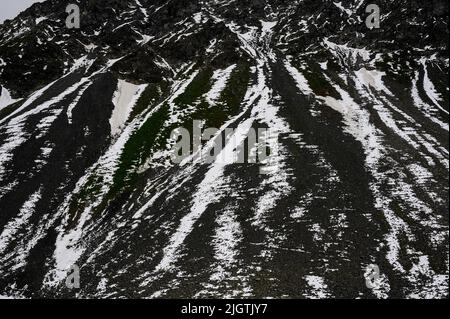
[{"x1": 69, "y1": 61, "x2": 253, "y2": 218}]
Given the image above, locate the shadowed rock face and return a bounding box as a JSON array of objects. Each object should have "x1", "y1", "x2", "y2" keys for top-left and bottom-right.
[{"x1": 0, "y1": 0, "x2": 448, "y2": 298}]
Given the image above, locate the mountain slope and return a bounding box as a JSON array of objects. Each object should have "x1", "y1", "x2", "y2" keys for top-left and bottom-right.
[{"x1": 0, "y1": 0, "x2": 448, "y2": 298}]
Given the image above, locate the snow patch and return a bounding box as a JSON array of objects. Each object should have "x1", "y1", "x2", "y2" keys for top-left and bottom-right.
[
  {"x1": 49, "y1": 207, "x2": 91, "y2": 286},
  {"x1": 318, "y1": 85, "x2": 382, "y2": 166},
  {"x1": 193, "y1": 12, "x2": 203, "y2": 24},
  {"x1": 304, "y1": 276, "x2": 331, "y2": 298},
  {"x1": 0, "y1": 86, "x2": 19, "y2": 111},
  {"x1": 323, "y1": 38, "x2": 372, "y2": 64},
  {"x1": 333, "y1": 2, "x2": 353, "y2": 16},
  {"x1": 354, "y1": 68, "x2": 393, "y2": 96},
  {"x1": 110, "y1": 80, "x2": 147, "y2": 136},
  {"x1": 35, "y1": 17, "x2": 47, "y2": 25},
  {"x1": 205, "y1": 65, "x2": 236, "y2": 106},
  {"x1": 209, "y1": 208, "x2": 242, "y2": 282},
  {"x1": 420, "y1": 58, "x2": 448, "y2": 115},
  {"x1": 284, "y1": 60, "x2": 313, "y2": 95},
  {"x1": 0, "y1": 189, "x2": 42, "y2": 254}
]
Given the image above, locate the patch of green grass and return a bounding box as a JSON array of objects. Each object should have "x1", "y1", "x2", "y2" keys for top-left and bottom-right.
[
  {"x1": 186, "y1": 61, "x2": 252, "y2": 130},
  {"x1": 161, "y1": 61, "x2": 252, "y2": 142},
  {"x1": 87, "y1": 61, "x2": 252, "y2": 213},
  {"x1": 111, "y1": 62, "x2": 252, "y2": 187},
  {"x1": 67, "y1": 80, "x2": 170, "y2": 217},
  {"x1": 110, "y1": 104, "x2": 169, "y2": 195},
  {"x1": 174, "y1": 67, "x2": 214, "y2": 106},
  {"x1": 127, "y1": 81, "x2": 169, "y2": 122}
]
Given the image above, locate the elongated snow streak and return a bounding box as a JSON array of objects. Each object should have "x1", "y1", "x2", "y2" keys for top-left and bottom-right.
[
  {"x1": 411, "y1": 72, "x2": 449, "y2": 131},
  {"x1": 47, "y1": 206, "x2": 92, "y2": 286},
  {"x1": 421, "y1": 59, "x2": 448, "y2": 115},
  {"x1": 251, "y1": 103, "x2": 292, "y2": 260},
  {"x1": 311, "y1": 66, "x2": 447, "y2": 294},
  {"x1": 249, "y1": 66, "x2": 291, "y2": 232},
  {"x1": 50, "y1": 69, "x2": 204, "y2": 277},
  {"x1": 0, "y1": 189, "x2": 41, "y2": 256},
  {"x1": 0, "y1": 188, "x2": 42, "y2": 273},
  {"x1": 66, "y1": 81, "x2": 92, "y2": 124},
  {"x1": 284, "y1": 60, "x2": 313, "y2": 95},
  {"x1": 304, "y1": 276, "x2": 331, "y2": 299},
  {"x1": 153, "y1": 115, "x2": 254, "y2": 273},
  {"x1": 0, "y1": 77, "x2": 91, "y2": 180},
  {"x1": 205, "y1": 65, "x2": 236, "y2": 106},
  {"x1": 149, "y1": 64, "x2": 264, "y2": 275},
  {"x1": 44, "y1": 67, "x2": 212, "y2": 286},
  {"x1": 407, "y1": 255, "x2": 449, "y2": 299},
  {"x1": 354, "y1": 69, "x2": 449, "y2": 169},
  {"x1": 286, "y1": 60, "x2": 443, "y2": 293},
  {"x1": 0, "y1": 56, "x2": 122, "y2": 182},
  {"x1": 195, "y1": 206, "x2": 253, "y2": 298},
  {"x1": 152, "y1": 19, "x2": 294, "y2": 277},
  {"x1": 319, "y1": 82, "x2": 411, "y2": 276},
  {"x1": 43, "y1": 86, "x2": 155, "y2": 286},
  {"x1": 0, "y1": 78, "x2": 59, "y2": 126},
  {"x1": 110, "y1": 80, "x2": 147, "y2": 136},
  {"x1": 209, "y1": 208, "x2": 242, "y2": 281}
]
